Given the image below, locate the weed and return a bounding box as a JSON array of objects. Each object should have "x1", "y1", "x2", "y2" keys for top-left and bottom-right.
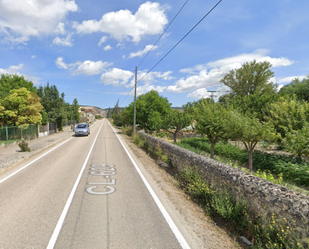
[{"x1": 18, "y1": 140, "x2": 31, "y2": 152}]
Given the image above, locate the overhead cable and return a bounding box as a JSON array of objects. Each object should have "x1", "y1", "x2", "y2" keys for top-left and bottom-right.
[
  {"x1": 138, "y1": 0, "x2": 223, "y2": 83},
  {"x1": 137, "y1": 0, "x2": 189, "y2": 68}
]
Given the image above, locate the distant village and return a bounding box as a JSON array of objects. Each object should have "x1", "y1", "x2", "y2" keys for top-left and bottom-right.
[{"x1": 78, "y1": 106, "x2": 107, "y2": 123}]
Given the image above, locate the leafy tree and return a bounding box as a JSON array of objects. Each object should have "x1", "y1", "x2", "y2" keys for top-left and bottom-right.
[
  {"x1": 37, "y1": 83, "x2": 67, "y2": 130},
  {"x1": 220, "y1": 60, "x2": 276, "y2": 97},
  {"x1": 224, "y1": 111, "x2": 277, "y2": 171},
  {"x1": 283, "y1": 124, "x2": 309, "y2": 158},
  {"x1": 0, "y1": 74, "x2": 37, "y2": 99},
  {"x1": 279, "y1": 75, "x2": 309, "y2": 101},
  {"x1": 161, "y1": 109, "x2": 192, "y2": 143},
  {"x1": 0, "y1": 88, "x2": 42, "y2": 126},
  {"x1": 265, "y1": 97, "x2": 309, "y2": 140},
  {"x1": 194, "y1": 101, "x2": 228, "y2": 158},
  {"x1": 127, "y1": 90, "x2": 171, "y2": 132}
]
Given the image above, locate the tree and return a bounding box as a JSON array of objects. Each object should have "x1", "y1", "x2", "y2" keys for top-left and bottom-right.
[
  {"x1": 220, "y1": 60, "x2": 276, "y2": 97},
  {"x1": 283, "y1": 124, "x2": 309, "y2": 158},
  {"x1": 279, "y1": 75, "x2": 309, "y2": 101},
  {"x1": 127, "y1": 90, "x2": 171, "y2": 132},
  {"x1": 265, "y1": 97, "x2": 309, "y2": 141},
  {"x1": 0, "y1": 74, "x2": 37, "y2": 99},
  {"x1": 194, "y1": 101, "x2": 228, "y2": 158},
  {"x1": 162, "y1": 109, "x2": 192, "y2": 143},
  {"x1": 224, "y1": 111, "x2": 277, "y2": 171},
  {"x1": 0, "y1": 88, "x2": 42, "y2": 126},
  {"x1": 72, "y1": 98, "x2": 80, "y2": 123},
  {"x1": 37, "y1": 83, "x2": 67, "y2": 130}
]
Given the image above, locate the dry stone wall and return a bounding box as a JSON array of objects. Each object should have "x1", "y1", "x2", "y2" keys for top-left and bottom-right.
[{"x1": 139, "y1": 131, "x2": 309, "y2": 243}]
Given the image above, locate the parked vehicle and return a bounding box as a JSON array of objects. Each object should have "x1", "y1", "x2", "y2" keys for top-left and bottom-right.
[{"x1": 75, "y1": 123, "x2": 90, "y2": 136}]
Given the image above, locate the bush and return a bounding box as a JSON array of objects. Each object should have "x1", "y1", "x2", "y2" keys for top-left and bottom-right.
[
  {"x1": 18, "y1": 140, "x2": 31, "y2": 152},
  {"x1": 121, "y1": 125, "x2": 133, "y2": 136}
]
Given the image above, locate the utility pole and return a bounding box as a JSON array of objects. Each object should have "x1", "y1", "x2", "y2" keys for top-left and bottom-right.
[
  {"x1": 133, "y1": 66, "x2": 137, "y2": 135},
  {"x1": 208, "y1": 90, "x2": 217, "y2": 110}
]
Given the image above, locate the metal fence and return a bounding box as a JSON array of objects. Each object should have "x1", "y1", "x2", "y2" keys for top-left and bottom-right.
[{"x1": 0, "y1": 124, "x2": 38, "y2": 143}]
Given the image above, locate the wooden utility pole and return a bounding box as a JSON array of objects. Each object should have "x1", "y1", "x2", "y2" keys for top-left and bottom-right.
[{"x1": 133, "y1": 66, "x2": 137, "y2": 135}]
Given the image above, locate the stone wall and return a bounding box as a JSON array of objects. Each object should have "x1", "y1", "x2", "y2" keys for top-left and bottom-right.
[{"x1": 139, "y1": 131, "x2": 309, "y2": 243}]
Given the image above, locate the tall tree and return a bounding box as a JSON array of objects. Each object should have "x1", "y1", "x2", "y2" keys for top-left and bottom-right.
[
  {"x1": 0, "y1": 74, "x2": 37, "y2": 99},
  {"x1": 37, "y1": 83, "x2": 66, "y2": 130},
  {"x1": 127, "y1": 90, "x2": 171, "y2": 132},
  {"x1": 0, "y1": 88, "x2": 42, "y2": 126},
  {"x1": 220, "y1": 60, "x2": 276, "y2": 97}
]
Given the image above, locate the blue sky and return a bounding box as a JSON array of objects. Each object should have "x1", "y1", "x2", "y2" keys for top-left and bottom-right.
[{"x1": 0, "y1": 0, "x2": 308, "y2": 108}]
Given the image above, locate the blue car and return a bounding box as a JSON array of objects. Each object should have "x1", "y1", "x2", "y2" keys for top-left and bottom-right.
[{"x1": 75, "y1": 123, "x2": 90, "y2": 136}]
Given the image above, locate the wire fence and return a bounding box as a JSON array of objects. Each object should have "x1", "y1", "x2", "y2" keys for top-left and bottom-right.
[{"x1": 0, "y1": 124, "x2": 38, "y2": 144}]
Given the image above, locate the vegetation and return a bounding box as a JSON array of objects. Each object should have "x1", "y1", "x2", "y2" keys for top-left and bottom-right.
[{"x1": 0, "y1": 74, "x2": 80, "y2": 131}]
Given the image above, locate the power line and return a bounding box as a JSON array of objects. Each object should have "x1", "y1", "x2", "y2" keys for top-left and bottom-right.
[
  {"x1": 138, "y1": 0, "x2": 223, "y2": 83},
  {"x1": 137, "y1": 0, "x2": 189, "y2": 68}
]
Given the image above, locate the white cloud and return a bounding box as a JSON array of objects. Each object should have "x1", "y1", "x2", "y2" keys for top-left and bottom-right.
[
  {"x1": 120, "y1": 84, "x2": 166, "y2": 96},
  {"x1": 55, "y1": 57, "x2": 112, "y2": 75},
  {"x1": 98, "y1": 36, "x2": 108, "y2": 46},
  {"x1": 117, "y1": 43, "x2": 125, "y2": 49},
  {"x1": 103, "y1": 45, "x2": 112, "y2": 51},
  {"x1": 168, "y1": 50, "x2": 295, "y2": 93},
  {"x1": 0, "y1": 64, "x2": 24, "y2": 75},
  {"x1": 73, "y1": 2, "x2": 168, "y2": 43},
  {"x1": 128, "y1": 44, "x2": 158, "y2": 58},
  {"x1": 187, "y1": 88, "x2": 210, "y2": 99},
  {"x1": 0, "y1": 64, "x2": 40, "y2": 84},
  {"x1": 100, "y1": 68, "x2": 134, "y2": 86},
  {"x1": 55, "y1": 57, "x2": 68, "y2": 69},
  {"x1": 277, "y1": 75, "x2": 306, "y2": 84},
  {"x1": 31, "y1": 55, "x2": 36, "y2": 59},
  {"x1": 54, "y1": 22, "x2": 66, "y2": 35},
  {"x1": 0, "y1": 0, "x2": 78, "y2": 43},
  {"x1": 53, "y1": 34, "x2": 74, "y2": 47}
]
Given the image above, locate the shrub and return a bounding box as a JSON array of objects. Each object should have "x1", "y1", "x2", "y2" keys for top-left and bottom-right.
[{"x1": 18, "y1": 140, "x2": 31, "y2": 152}]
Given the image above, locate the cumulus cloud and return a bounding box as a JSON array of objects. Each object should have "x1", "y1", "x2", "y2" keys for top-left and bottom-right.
[
  {"x1": 53, "y1": 34, "x2": 74, "y2": 47},
  {"x1": 168, "y1": 49, "x2": 295, "y2": 93},
  {"x1": 100, "y1": 68, "x2": 134, "y2": 86},
  {"x1": 73, "y1": 2, "x2": 168, "y2": 43},
  {"x1": 55, "y1": 57, "x2": 112, "y2": 75},
  {"x1": 277, "y1": 75, "x2": 306, "y2": 84},
  {"x1": 128, "y1": 44, "x2": 158, "y2": 58},
  {"x1": 103, "y1": 45, "x2": 112, "y2": 51},
  {"x1": 0, "y1": 64, "x2": 24, "y2": 75},
  {"x1": 0, "y1": 0, "x2": 78, "y2": 43}
]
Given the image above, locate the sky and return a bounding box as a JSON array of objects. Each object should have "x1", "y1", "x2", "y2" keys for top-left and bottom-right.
[{"x1": 0, "y1": 0, "x2": 309, "y2": 109}]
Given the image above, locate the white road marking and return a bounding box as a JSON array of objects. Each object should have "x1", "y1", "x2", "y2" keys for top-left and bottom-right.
[
  {"x1": 107, "y1": 121, "x2": 191, "y2": 249},
  {"x1": 0, "y1": 137, "x2": 73, "y2": 185},
  {"x1": 47, "y1": 121, "x2": 104, "y2": 249}
]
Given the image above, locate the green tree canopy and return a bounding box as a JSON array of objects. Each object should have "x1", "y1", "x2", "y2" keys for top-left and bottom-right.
[
  {"x1": 194, "y1": 101, "x2": 228, "y2": 158},
  {"x1": 220, "y1": 60, "x2": 276, "y2": 97},
  {"x1": 37, "y1": 83, "x2": 67, "y2": 130},
  {"x1": 127, "y1": 90, "x2": 171, "y2": 132},
  {"x1": 162, "y1": 109, "x2": 192, "y2": 143},
  {"x1": 279, "y1": 75, "x2": 309, "y2": 101},
  {"x1": 0, "y1": 74, "x2": 37, "y2": 99},
  {"x1": 265, "y1": 97, "x2": 309, "y2": 140},
  {"x1": 224, "y1": 111, "x2": 278, "y2": 171},
  {"x1": 0, "y1": 88, "x2": 42, "y2": 126}
]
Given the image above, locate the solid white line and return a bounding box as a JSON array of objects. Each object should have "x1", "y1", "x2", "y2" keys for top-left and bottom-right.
[
  {"x1": 0, "y1": 137, "x2": 73, "y2": 185},
  {"x1": 47, "y1": 121, "x2": 104, "y2": 249},
  {"x1": 107, "y1": 121, "x2": 191, "y2": 249}
]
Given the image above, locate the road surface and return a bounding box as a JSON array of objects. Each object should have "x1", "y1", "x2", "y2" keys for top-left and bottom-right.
[{"x1": 0, "y1": 119, "x2": 189, "y2": 249}]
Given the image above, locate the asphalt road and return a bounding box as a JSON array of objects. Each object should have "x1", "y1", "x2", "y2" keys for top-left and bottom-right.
[{"x1": 0, "y1": 119, "x2": 189, "y2": 249}]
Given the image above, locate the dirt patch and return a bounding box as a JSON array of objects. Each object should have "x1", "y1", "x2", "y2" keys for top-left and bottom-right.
[{"x1": 120, "y1": 132, "x2": 240, "y2": 249}]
